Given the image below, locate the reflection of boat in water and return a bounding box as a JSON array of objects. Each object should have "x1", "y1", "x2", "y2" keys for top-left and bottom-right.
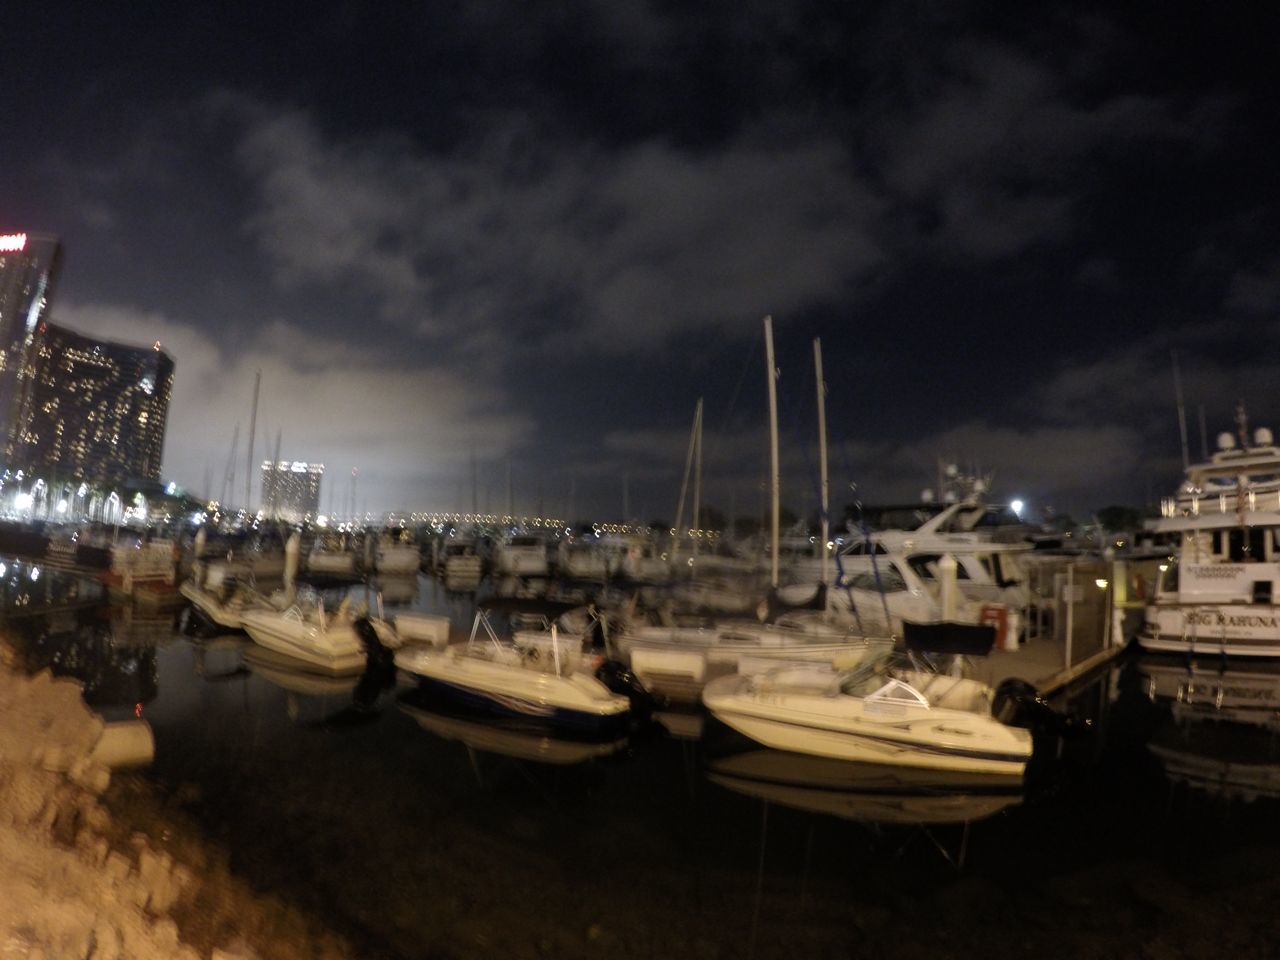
[
  {"x1": 242, "y1": 645, "x2": 363, "y2": 696},
  {"x1": 1148, "y1": 721, "x2": 1280, "y2": 802},
  {"x1": 398, "y1": 693, "x2": 627, "y2": 764},
  {"x1": 706, "y1": 749, "x2": 1023, "y2": 824},
  {"x1": 1135, "y1": 655, "x2": 1280, "y2": 728},
  {"x1": 1135, "y1": 655, "x2": 1280, "y2": 800}
]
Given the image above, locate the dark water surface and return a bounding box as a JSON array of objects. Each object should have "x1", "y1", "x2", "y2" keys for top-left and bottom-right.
[{"x1": 5, "y1": 561, "x2": 1280, "y2": 959}]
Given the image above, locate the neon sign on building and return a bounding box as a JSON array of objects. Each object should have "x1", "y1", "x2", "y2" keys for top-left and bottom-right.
[{"x1": 0, "y1": 233, "x2": 28, "y2": 252}]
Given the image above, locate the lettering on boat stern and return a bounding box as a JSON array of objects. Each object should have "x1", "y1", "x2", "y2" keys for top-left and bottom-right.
[{"x1": 1184, "y1": 610, "x2": 1280, "y2": 630}]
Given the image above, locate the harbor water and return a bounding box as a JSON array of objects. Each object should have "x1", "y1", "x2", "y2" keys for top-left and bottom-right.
[{"x1": 4, "y1": 561, "x2": 1280, "y2": 959}]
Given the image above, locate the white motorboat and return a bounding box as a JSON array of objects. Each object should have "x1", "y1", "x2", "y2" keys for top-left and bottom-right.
[
  {"x1": 437, "y1": 537, "x2": 484, "y2": 579},
  {"x1": 180, "y1": 578, "x2": 287, "y2": 630},
  {"x1": 558, "y1": 540, "x2": 610, "y2": 581},
  {"x1": 1141, "y1": 406, "x2": 1280, "y2": 657},
  {"x1": 374, "y1": 535, "x2": 421, "y2": 574},
  {"x1": 613, "y1": 618, "x2": 893, "y2": 705},
  {"x1": 394, "y1": 598, "x2": 630, "y2": 736},
  {"x1": 702, "y1": 651, "x2": 1033, "y2": 775},
  {"x1": 241, "y1": 601, "x2": 368, "y2": 674},
  {"x1": 494, "y1": 534, "x2": 551, "y2": 577},
  {"x1": 308, "y1": 536, "x2": 358, "y2": 576}
]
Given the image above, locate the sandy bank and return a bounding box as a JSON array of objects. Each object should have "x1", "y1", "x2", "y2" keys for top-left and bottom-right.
[{"x1": 0, "y1": 642, "x2": 353, "y2": 960}]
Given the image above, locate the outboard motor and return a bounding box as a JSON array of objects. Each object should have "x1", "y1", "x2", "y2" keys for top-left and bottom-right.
[
  {"x1": 993, "y1": 677, "x2": 1090, "y2": 737},
  {"x1": 595, "y1": 659, "x2": 657, "y2": 721},
  {"x1": 351, "y1": 616, "x2": 397, "y2": 710}
]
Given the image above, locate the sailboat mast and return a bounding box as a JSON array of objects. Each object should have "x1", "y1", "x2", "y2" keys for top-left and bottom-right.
[
  {"x1": 693, "y1": 399, "x2": 703, "y2": 556},
  {"x1": 1171, "y1": 349, "x2": 1189, "y2": 470},
  {"x1": 245, "y1": 369, "x2": 261, "y2": 514},
  {"x1": 672, "y1": 397, "x2": 702, "y2": 566},
  {"x1": 814, "y1": 338, "x2": 829, "y2": 586},
  {"x1": 270, "y1": 428, "x2": 282, "y2": 520},
  {"x1": 223, "y1": 423, "x2": 239, "y2": 508},
  {"x1": 764, "y1": 316, "x2": 780, "y2": 589}
]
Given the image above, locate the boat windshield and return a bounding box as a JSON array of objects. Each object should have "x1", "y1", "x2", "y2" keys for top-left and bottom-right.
[{"x1": 838, "y1": 651, "x2": 899, "y2": 696}]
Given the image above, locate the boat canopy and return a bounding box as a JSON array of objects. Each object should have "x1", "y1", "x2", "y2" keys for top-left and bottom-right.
[{"x1": 475, "y1": 597, "x2": 585, "y2": 619}]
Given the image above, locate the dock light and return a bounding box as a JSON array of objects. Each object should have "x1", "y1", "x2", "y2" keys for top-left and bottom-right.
[
  {"x1": 56, "y1": 499, "x2": 67, "y2": 514},
  {"x1": 14, "y1": 493, "x2": 32, "y2": 510},
  {"x1": 1095, "y1": 578, "x2": 1109, "y2": 590},
  {"x1": 1158, "y1": 564, "x2": 1169, "y2": 572},
  {"x1": 1010, "y1": 499, "x2": 1025, "y2": 518}
]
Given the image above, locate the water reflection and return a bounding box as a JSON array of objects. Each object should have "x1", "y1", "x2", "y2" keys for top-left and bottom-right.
[
  {"x1": 0, "y1": 555, "x2": 104, "y2": 611},
  {"x1": 398, "y1": 688, "x2": 629, "y2": 764},
  {"x1": 1134, "y1": 655, "x2": 1280, "y2": 801},
  {"x1": 706, "y1": 749, "x2": 1024, "y2": 825},
  {"x1": 3, "y1": 600, "x2": 159, "y2": 709}
]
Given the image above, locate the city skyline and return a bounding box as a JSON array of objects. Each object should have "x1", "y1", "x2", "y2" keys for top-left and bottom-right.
[{"x1": 4, "y1": 4, "x2": 1278, "y2": 521}]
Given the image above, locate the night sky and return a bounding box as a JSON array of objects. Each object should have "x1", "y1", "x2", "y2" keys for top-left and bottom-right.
[{"x1": 4, "y1": 2, "x2": 1278, "y2": 523}]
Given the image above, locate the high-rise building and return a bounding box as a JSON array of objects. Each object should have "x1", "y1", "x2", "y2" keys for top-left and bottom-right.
[
  {"x1": 0, "y1": 231, "x2": 63, "y2": 462},
  {"x1": 260, "y1": 460, "x2": 324, "y2": 523},
  {"x1": 11, "y1": 322, "x2": 175, "y2": 485}
]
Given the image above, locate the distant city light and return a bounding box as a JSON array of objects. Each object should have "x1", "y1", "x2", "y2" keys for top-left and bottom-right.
[
  {"x1": 14, "y1": 493, "x2": 32, "y2": 510},
  {"x1": 1010, "y1": 499, "x2": 1025, "y2": 518},
  {"x1": 0, "y1": 233, "x2": 27, "y2": 252}
]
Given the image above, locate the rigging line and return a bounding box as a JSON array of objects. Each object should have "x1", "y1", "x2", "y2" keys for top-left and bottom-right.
[{"x1": 701, "y1": 325, "x2": 757, "y2": 468}]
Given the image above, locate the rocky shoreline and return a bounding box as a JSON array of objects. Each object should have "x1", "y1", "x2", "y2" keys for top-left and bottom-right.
[{"x1": 0, "y1": 642, "x2": 353, "y2": 960}]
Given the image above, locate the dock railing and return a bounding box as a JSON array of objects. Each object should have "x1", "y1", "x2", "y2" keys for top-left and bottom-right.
[{"x1": 1019, "y1": 553, "x2": 1154, "y2": 691}]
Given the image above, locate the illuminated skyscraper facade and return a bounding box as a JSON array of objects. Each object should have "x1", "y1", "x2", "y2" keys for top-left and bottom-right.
[
  {"x1": 13, "y1": 323, "x2": 175, "y2": 485},
  {"x1": 260, "y1": 460, "x2": 324, "y2": 522},
  {"x1": 0, "y1": 232, "x2": 63, "y2": 463}
]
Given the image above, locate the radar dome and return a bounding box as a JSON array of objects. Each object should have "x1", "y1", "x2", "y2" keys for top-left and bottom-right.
[
  {"x1": 1217, "y1": 431, "x2": 1237, "y2": 451},
  {"x1": 921, "y1": 488, "x2": 935, "y2": 503},
  {"x1": 1256, "y1": 427, "x2": 1274, "y2": 446}
]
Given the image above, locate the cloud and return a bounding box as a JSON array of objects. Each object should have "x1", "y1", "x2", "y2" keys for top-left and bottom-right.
[
  {"x1": 231, "y1": 103, "x2": 883, "y2": 353},
  {"x1": 53, "y1": 300, "x2": 535, "y2": 512},
  {"x1": 868, "y1": 38, "x2": 1216, "y2": 260}
]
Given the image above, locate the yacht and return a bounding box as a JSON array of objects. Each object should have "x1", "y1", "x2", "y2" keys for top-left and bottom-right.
[
  {"x1": 494, "y1": 534, "x2": 551, "y2": 577},
  {"x1": 307, "y1": 535, "x2": 359, "y2": 576},
  {"x1": 1141, "y1": 407, "x2": 1280, "y2": 657},
  {"x1": 613, "y1": 617, "x2": 892, "y2": 705},
  {"x1": 558, "y1": 539, "x2": 610, "y2": 581},
  {"x1": 437, "y1": 536, "x2": 484, "y2": 580},
  {"x1": 393, "y1": 598, "x2": 631, "y2": 736},
  {"x1": 373, "y1": 534, "x2": 421, "y2": 574},
  {"x1": 702, "y1": 650, "x2": 1033, "y2": 775}
]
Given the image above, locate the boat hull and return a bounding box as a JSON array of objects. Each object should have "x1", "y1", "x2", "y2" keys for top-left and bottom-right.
[
  {"x1": 1141, "y1": 603, "x2": 1280, "y2": 657},
  {"x1": 703, "y1": 675, "x2": 1032, "y2": 776},
  {"x1": 241, "y1": 613, "x2": 368, "y2": 675},
  {"x1": 395, "y1": 648, "x2": 630, "y2": 737}
]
